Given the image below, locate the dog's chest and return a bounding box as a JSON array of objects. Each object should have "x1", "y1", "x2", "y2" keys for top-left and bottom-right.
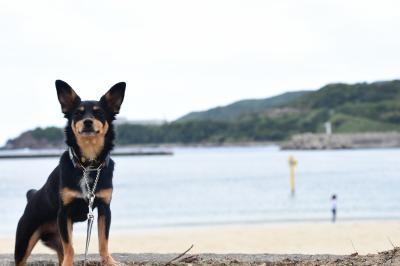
[
  {"x1": 78, "y1": 175, "x2": 92, "y2": 197},
  {"x1": 60, "y1": 171, "x2": 113, "y2": 206},
  {"x1": 61, "y1": 174, "x2": 95, "y2": 203},
  {"x1": 74, "y1": 167, "x2": 101, "y2": 194}
]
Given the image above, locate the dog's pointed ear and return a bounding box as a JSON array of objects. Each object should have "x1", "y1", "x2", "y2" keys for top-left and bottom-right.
[
  {"x1": 55, "y1": 80, "x2": 81, "y2": 114},
  {"x1": 100, "y1": 82, "x2": 126, "y2": 115}
]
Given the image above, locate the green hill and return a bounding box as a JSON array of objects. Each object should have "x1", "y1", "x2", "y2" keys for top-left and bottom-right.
[
  {"x1": 292, "y1": 80, "x2": 400, "y2": 109},
  {"x1": 5, "y1": 79, "x2": 400, "y2": 148},
  {"x1": 177, "y1": 91, "x2": 311, "y2": 122},
  {"x1": 286, "y1": 80, "x2": 400, "y2": 133}
]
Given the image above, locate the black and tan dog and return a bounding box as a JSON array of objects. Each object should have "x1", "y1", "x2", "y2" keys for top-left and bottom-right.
[{"x1": 14, "y1": 80, "x2": 126, "y2": 266}]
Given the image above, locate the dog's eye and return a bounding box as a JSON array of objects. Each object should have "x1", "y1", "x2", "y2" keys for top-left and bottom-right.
[
  {"x1": 74, "y1": 110, "x2": 84, "y2": 116},
  {"x1": 93, "y1": 109, "x2": 103, "y2": 116}
]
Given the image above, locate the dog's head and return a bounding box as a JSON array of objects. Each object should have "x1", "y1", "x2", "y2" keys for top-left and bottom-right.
[{"x1": 55, "y1": 80, "x2": 125, "y2": 162}]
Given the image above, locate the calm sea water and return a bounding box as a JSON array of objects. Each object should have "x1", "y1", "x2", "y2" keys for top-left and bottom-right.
[{"x1": 1, "y1": 146, "x2": 400, "y2": 236}]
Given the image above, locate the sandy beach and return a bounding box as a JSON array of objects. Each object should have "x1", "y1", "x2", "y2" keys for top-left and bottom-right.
[{"x1": 1, "y1": 220, "x2": 400, "y2": 255}]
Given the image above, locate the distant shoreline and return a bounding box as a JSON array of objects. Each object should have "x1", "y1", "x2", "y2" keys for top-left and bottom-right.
[
  {"x1": 0, "y1": 141, "x2": 277, "y2": 150},
  {"x1": 5, "y1": 132, "x2": 400, "y2": 150}
]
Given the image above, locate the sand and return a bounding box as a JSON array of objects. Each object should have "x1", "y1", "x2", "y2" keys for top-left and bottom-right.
[
  {"x1": 1, "y1": 220, "x2": 400, "y2": 256},
  {"x1": 2, "y1": 251, "x2": 400, "y2": 266}
]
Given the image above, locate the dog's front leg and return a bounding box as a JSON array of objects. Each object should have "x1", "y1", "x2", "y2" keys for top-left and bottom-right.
[
  {"x1": 57, "y1": 207, "x2": 74, "y2": 266},
  {"x1": 98, "y1": 203, "x2": 119, "y2": 265}
]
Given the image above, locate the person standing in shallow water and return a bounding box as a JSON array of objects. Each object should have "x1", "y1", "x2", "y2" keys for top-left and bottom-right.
[{"x1": 331, "y1": 194, "x2": 337, "y2": 222}]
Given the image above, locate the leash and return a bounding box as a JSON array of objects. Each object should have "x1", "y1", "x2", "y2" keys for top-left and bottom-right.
[
  {"x1": 83, "y1": 165, "x2": 102, "y2": 266},
  {"x1": 68, "y1": 148, "x2": 106, "y2": 266}
]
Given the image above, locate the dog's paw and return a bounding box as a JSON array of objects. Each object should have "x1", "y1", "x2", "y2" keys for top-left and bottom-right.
[
  {"x1": 101, "y1": 255, "x2": 124, "y2": 266},
  {"x1": 61, "y1": 259, "x2": 74, "y2": 266}
]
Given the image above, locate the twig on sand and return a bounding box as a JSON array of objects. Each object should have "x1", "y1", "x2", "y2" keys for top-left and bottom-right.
[
  {"x1": 180, "y1": 254, "x2": 199, "y2": 263},
  {"x1": 164, "y1": 244, "x2": 195, "y2": 265},
  {"x1": 387, "y1": 236, "x2": 397, "y2": 249},
  {"x1": 349, "y1": 239, "x2": 358, "y2": 256}
]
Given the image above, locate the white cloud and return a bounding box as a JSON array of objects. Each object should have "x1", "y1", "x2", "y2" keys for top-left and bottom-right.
[{"x1": 0, "y1": 0, "x2": 400, "y2": 144}]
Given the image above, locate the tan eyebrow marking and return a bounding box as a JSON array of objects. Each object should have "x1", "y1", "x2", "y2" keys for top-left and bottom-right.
[
  {"x1": 78, "y1": 106, "x2": 84, "y2": 111},
  {"x1": 93, "y1": 105, "x2": 100, "y2": 111}
]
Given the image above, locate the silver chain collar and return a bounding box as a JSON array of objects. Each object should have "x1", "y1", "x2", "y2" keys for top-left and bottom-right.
[{"x1": 82, "y1": 165, "x2": 102, "y2": 212}]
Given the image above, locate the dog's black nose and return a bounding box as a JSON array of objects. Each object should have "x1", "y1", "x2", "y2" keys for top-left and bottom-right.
[{"x1": 83, "y1": 119, "x2": 93, "y2": 127}]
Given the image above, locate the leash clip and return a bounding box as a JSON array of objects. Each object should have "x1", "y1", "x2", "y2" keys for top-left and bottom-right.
[{"x1": 87, "y1": 195, "x2": 95, "y2": 220}]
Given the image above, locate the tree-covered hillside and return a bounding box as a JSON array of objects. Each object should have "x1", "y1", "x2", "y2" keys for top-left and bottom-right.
[
  {"x1": 5, "y1": 80, "x2": 400, "y2": 148},
  {"x1": 177, "y1": 91, "x2": 311, "y2": 122}
]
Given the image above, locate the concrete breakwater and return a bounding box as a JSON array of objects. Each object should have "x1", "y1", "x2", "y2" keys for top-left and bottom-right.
[
  {"x1": 0, "y1": 148, "x2": 173, "y2": 159},
  {"x1": 281, "y1": 132, "x2": 400, "y2": 150}
]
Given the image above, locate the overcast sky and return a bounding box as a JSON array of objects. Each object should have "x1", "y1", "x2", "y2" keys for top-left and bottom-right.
[{"x1": 1, "y1": 1, "x2": 400, "y2": 145}]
